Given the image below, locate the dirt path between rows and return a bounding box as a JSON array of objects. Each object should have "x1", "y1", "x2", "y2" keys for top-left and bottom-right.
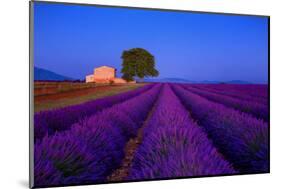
[
  {"x1": 107, "y1": 89, "x2": 162, "y2": 181},
  {"x1": 107, "y1": 128, "x2": 144, "y2": 181}
]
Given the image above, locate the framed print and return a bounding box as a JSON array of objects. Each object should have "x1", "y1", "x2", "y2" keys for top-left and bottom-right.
[{"x1": 29, "y1": 1, "x2": 270, "y2": 188}]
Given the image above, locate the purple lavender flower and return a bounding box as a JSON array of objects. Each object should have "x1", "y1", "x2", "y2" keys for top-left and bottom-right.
[
  {"x1": 34, "y1": 84, "x2": 163, "y2": 186},
  {"x1": 172, "y1": 84, "x2": 269, "y2": 173},
  {"x1": 184, "y1": 85, "x2": 268, "y2": 121},
  {"x1": 128, "y1": 84, "x2": 235, "y2": 180},
  {"x1": 34, "y1": 84, "x2": 155, "y2": 141}
]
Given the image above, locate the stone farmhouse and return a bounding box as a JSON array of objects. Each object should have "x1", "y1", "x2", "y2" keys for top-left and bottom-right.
[{"x1": 86, "y1": 66, "x2": 134, "y2": 84}]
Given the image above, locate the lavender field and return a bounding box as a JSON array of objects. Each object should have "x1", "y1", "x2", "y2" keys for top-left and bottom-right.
[{"x1": 34, "y1": 83, "x2": 269, "y2": 187}]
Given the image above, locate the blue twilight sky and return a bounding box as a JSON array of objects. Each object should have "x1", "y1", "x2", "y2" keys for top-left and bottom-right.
[{"x1": 34, "y1": 2, "x2": 268, "y2": 83}]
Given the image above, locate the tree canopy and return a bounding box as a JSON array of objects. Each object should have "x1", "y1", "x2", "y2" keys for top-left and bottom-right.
[{"x1": 121, "y1": 48, "x2": 159, "y2": 81}]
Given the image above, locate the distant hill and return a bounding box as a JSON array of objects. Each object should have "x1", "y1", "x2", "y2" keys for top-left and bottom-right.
[
  {"x1": 225, "y1": 80, "x2": 251, "y2": 84},
  {"x1": 144, "y1": 77, "x2": 250, "y2": 84},
  {"x1": 144, "y1": 77, "x2": 192, "y2": 83},
  {"x1": 34, "y1": 67, "x2": 73, "y2": 81},
  {"x1": 200, "y1": 80, "x2": 221, "y2": 84}
]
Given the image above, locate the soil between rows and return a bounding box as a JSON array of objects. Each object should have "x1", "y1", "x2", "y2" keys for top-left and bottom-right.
[{"x1": 107, "y1": 85, "x2": 163, "y2": 181}]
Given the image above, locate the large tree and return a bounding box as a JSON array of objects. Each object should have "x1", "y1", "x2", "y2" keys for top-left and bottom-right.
[{"x1": 121, "y1": 48, "x2": 159, "y2": 81}]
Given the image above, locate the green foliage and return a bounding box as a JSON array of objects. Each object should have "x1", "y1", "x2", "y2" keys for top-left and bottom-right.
[{"x1": 121, "y1": 48, "x2": 159, "y2": 81}]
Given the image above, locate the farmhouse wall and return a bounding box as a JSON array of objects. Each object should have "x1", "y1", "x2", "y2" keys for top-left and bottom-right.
[
  {"x1": 86, "y1": 75, "x2": 94, "y2": 83},
  {"x1": 85, "y1": 65, "x2": 135, "y2": 84},
  {"x1": 93, "y1": 66, "x2": 116, "y2": 80}
]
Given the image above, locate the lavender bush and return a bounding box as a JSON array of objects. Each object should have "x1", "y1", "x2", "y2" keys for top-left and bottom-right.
[
  {"x1": 128, "y1": 84, "x2": 235, "y2": 180},
  {"x1": 193, "y1": 84, "x2": 268, "y2": 99},
  {"x1": 34, "y1": 84, "x2": 162, "y2": 186},
  {"x1": 34, "y1": 84, "x2": 154, "y2": 141},
  {"x1": 172, "y1": 84, "x2": 269, "y2": 173},
  {"x1": 190, "y1": 84, "x2": 268, "y2": 105},
  {"x1": 34, "y1": 83, "x2": 268, "y2": 187},
  {"x1": 183, "y1": 85, "x2": 268, "y2": 121}
]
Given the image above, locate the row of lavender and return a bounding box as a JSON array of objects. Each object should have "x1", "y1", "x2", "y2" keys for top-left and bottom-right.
[
  {"x1": 190, "y1": 84, "x2": 268, "y2": 105},
  {"x1": 183, "y1": 85, "x2": 268, "y2": 121},
  {"x1": 128, "y1": 84, "x2": 236, "y2": 180},
  {"x1": 34, "y1": 84, "x2": 155, "y2": 141},
  {"x1": 193, "y1": 84, "x2": 268, "y2": 99},
  {"x1": 172, "y1": 84, "x2": 269, "y2": 173},
  {"x1": 34, "y1": 82, "x2": 269, "y2": 186},
  {"x1": 34, "y1": 84, "x2": 162, "y2": 187}
]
